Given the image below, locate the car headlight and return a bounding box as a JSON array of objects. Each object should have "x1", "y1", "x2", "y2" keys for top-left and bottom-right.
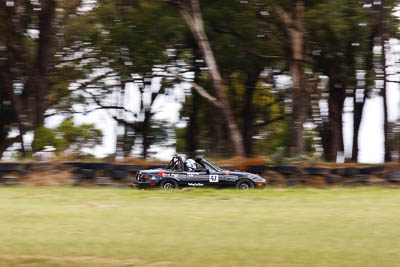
[{"x1": 255, "y1": 176, "x2": 265, "y2": 182}]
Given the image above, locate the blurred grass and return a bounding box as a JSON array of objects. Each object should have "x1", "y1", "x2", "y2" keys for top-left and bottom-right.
[{"x1": 0, "y1": 187, "x2": 400, "y2": 266}]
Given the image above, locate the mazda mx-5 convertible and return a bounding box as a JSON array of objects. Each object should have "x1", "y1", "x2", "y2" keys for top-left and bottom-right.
[{"x1": 134, "y1": 156, "x2": 267, "y2": 190}]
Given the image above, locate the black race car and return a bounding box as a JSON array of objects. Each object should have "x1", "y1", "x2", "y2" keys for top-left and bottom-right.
[{"x1": 134, "y1": 156, "x2": 267, "y2": 190}]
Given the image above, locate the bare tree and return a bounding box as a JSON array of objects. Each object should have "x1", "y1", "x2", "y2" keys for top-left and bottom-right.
[
  {"x1": 162, "y1": 0, "x2": 245, "y2": 156},
  {"x1": 377, "y1": 1, "x2": 392, "y2": 162},
  {"x1": 277, "y1": 1, "x2": 307, "y2": 157}
]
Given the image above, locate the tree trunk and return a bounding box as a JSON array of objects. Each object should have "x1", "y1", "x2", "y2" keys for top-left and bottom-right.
[
  {"x1": 288, "y1": 59, "x2": 306, "y2": 156},
  {"x1": 377, "y1": 1, "x2": 392, "y2": 162},
  {"x1": 141, "y1": 110, "x2": 151, "y2": 159},
  {"x1": 242, "y1": 69, "x2": 263, "y2": 156},
  {"x1": 171, "y1": 0, "x2": 245, "y2": 156},
  {"x1": 242, "y1": 85, "x2": 255, "y2": 156},
  {"x1": 186, "y1": 41, "x2": 201, "y2": 158},
  {"x1": 0, "y1": 4, "x2": 29, "y2": 157},
  {"x1": 351, "y1": 93, "x2": 366, "y2": 162},
  {"x1": 0, "y1": 68, "x2": 26, "y2": 157},
  {"x1": 382, "y1": 41, "x2": 391, "y2": 162},
  {"x1": 0, "y1": 122, "x2": 8, "y2": 158},
  {"x1": 324, "y1": 79, "x2": 346, "y2": 162},
  {"x1": 278, "y1": 1, "x2": 306, "y2": 157},
  {"x1": 186, "y1": 92, "x2": 199, "y2": 158},
  {"x1": 115, "y1": 81, "x2": 128, "y2": 159},
  {"x1": 352, "y1": 7, "x2": 377, "y2": 162},
  {"x1": 33, "y1": 0, "x2": 56, "y2": 127}
]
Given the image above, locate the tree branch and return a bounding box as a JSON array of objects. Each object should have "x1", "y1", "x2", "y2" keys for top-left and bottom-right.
[
  {"x1": 247, "y1": 49, "x2": 287, "y2": 60},
  {"x1": 164, "y1": 69, "x2": 222, "y2": 108},
  {"x1": 69, "y1": 71, "x2": 115, "y2": 91},
  {"x1": 211, "y1": 28, "x2": 287, "y2": 61},
  {"x1": 84, "y1": 89, "x2": 137, "y2": 115},
  {"x1": 276, "y1": 6, "x2": 292, "y2": 27},
  {"x1": 253, "y1": 115, "x2": 285, "y2": 128},
  {"x1": 111, "y1": 116, "x2": 143, "y2": 131}
]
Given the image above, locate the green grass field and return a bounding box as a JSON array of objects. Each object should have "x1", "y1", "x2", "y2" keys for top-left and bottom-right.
[{"x1": 0, "y1": 187, "x2": 400, "y2": 266}]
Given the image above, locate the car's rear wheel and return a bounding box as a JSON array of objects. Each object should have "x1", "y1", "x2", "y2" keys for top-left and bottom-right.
[
  {"x1": 160, "y1": 179, "x2": 179, "y2": 190},
  {"x1": 236, "y1": 180, "x2": 254, "y2": 190}
]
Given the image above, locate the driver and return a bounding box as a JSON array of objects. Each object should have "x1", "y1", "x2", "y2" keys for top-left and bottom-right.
[{"x1": 184, "y1": 159, "x2": 197, "y2": 172}]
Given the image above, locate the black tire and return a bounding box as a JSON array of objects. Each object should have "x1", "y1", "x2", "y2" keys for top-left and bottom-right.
[
  {"x1": 160, "y1": 179, "x2": 179, "y2": 190},
  {"x1": 236, "y1": 179, "x2": 254, "y2": 190}
]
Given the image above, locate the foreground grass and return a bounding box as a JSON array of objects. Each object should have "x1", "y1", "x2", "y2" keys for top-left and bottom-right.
[{"x1": 0, "y1": 187, "x2": 400, "y2": 266}]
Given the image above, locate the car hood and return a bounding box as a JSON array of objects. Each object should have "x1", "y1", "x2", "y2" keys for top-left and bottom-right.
[{"x1": 222, "y1": 171, "x2": 259, "y2": 178}]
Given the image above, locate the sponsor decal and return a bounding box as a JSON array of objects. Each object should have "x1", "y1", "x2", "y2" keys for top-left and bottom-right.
[
  {"x1": 188, "y1": 183, "x2": 204, "y2": 187},
  {"x1": 209, "y1": 175, "x2": 219, "y2": 183},
  {"x1": 165, "y1": 173, "x2": 178, "y2": 178}
]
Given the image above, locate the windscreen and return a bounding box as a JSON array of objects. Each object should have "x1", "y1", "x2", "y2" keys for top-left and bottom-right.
[{"x1": 196, "y1": 158, "x2": 223, "y2": 172}]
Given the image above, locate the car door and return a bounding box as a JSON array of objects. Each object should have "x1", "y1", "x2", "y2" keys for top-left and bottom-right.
[
  {"x1": 191, "y1": 171, "x2": 224, "y2": 187},
  {"x1": 204, "y1": 172, "x2": 223, "y2": 187},
  {"x1": 195, "y1": 169, "x2": 228, "y2": 187},
  {"x1": 184, "y1": 171, "x2": 209, "y2": 187}
]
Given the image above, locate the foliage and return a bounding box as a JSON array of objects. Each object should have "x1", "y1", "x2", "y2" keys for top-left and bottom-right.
[
  {"x1": 32, "y1": 126, "x2": 63, "y2": 153},
  {"x1": 56, "y1": 120, "x2": 103, "y2": 154},
  {"x1": 32, "y1": 120, "x2": 103, "y2": 155},
  {"x1": 1, "y1": 0, "x2": 400, "y2": 161}
]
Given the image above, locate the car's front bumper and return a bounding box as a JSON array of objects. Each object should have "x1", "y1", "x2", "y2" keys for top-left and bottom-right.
[{"x1": 254, "y1": 181, "x2": 267, "y2": 188}]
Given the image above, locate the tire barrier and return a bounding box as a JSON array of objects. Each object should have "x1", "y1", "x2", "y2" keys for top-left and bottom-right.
[
  {"x1": 331, "y1": 167, "x2": 359, "y2": 177},
  {"x1": 304, "y1": 167, "x2": 328, "y2": 176},
  {"x1": 247, "y1": 165, "x2": 267, "y2": 174},
  {"x1": 0, "y1": 162, "x2": 141, "y2": 187},
  {"x1": 382, "y1": 173, "x2": 400, "y2": 182},
  {"x1": 268, "y1": 165, "x2": 300, "y2": 175},
  {"x1": 0, "y1": 162, "x2": 399, "y2": 188},
  {"x1": 69, "y1": 163, "x2": 140, "y2": 186},
  {"x1": 0, "y1": 163, "x2": 23, "y2": 186},
  {"x1": 359, "y1": 165, "x2": 386, "y2": 174},
  {"x1": 324, "y1": 175, "x2": 343, "y2": 184},
  {"x1": 262, "y1": 165, "x2": 398, "y2": 188}
]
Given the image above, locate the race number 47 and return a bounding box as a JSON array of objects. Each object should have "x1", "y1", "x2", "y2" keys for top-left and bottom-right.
[{"x1": 209, "y1": 175, "x2": 219, "y2": 183}]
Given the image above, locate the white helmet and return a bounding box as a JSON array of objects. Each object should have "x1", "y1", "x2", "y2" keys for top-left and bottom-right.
[{"x1": 185, "y1": 159, "x2": 196, "y2": 170}]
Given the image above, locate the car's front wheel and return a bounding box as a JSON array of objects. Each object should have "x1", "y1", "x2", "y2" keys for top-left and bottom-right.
[
  {"x1": 160, "y1": 179, "x2": 179, "y2": 190},
  {"x1": 236, "y1": 180, "x2": 254, "y2": 190}
]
